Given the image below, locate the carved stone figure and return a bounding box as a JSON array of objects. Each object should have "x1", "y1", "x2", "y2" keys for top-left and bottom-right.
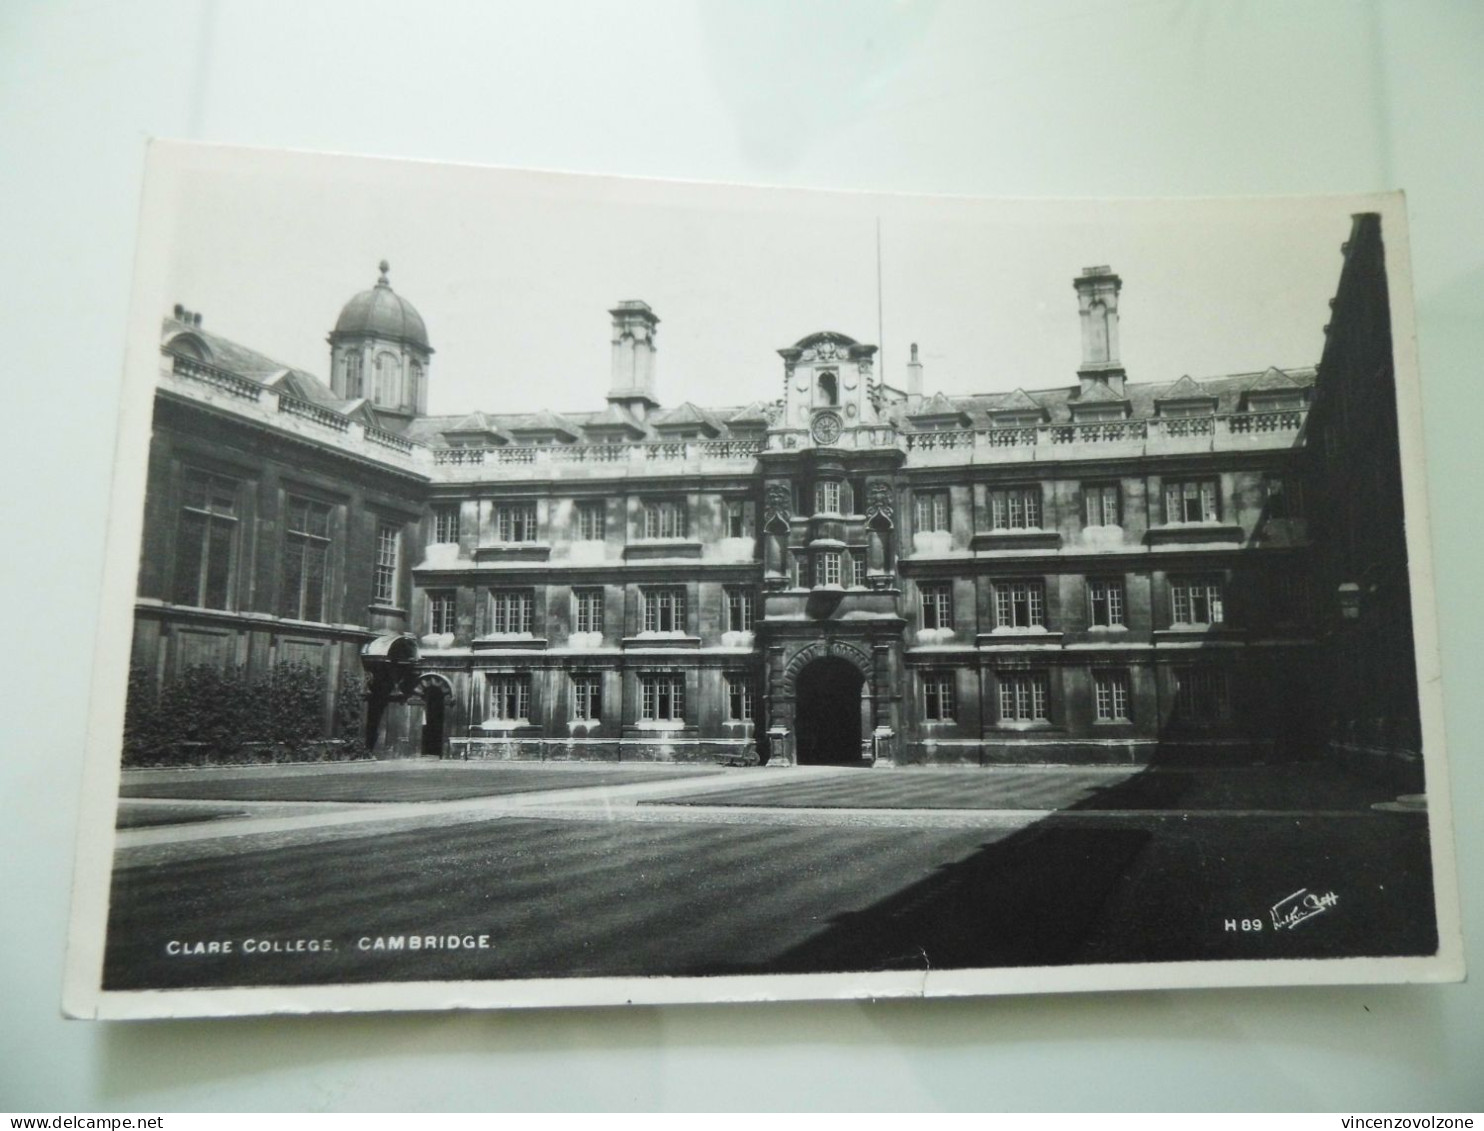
[
  {"x1": 865, "y1": 480, "x2": 895, "y2": 521},
  {"x1": 764, "y1": 481, "x2": 793, "y2": 525}
]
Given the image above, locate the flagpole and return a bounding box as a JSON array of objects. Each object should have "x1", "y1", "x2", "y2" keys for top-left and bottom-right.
[{"x1": 876, "y1": 217, "x2": 885, "y2": 384}]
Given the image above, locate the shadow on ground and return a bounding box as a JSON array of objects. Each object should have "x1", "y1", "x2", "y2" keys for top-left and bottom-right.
[{"x1": 732, "y1": 762, "x2": 1438, "y2": 975}]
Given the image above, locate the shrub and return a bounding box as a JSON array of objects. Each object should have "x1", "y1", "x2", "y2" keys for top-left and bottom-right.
[
  {"x1": 120, "y1": 659, "x2": 367, "y2": 766},
  {"x1": 122, "y1": 664, "x2": 167, "y2": 764},
  {"x1": 334, "y1": 667, "x2": 369, "y2": 760},
  {"x1": 155, "y1": 663, "x2": 253, "y2": 764},
  {"x1": 251, "y1": 660, "x2": 326, "y2": 760}
]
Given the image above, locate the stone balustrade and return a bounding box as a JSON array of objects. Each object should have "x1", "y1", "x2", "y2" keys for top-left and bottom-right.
[
  {"x1": 170, "y1": 354, "x2": 264, "y2": 401},
  {"x1": 278, "y1": 392, "x2": 350, "y2": 432},
  {"x1": 162, "y1": 351, "x2": 422, "y2": 472},
  {"x1": 365, "y1": 424, "x2": 415, "y2": 454},
  {"x1": 430, "y1": 437, "x2": 766, "y2": 476},
  {"x1": 164, "y1": 349, "x2": 1305, "y2": 480},
  {"x1": 902, "y1": 410, "x2": 1305, "y2": 464}
]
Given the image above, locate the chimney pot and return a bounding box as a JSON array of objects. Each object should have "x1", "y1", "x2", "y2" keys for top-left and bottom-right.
[{"x1": 906, "y1": 341, "x2": 924, "y2": 398}]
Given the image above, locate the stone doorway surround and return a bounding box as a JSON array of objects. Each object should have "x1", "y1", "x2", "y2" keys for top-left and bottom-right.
[{"x1": 765, "y1": 636, "x2": 898, "y2": 767}]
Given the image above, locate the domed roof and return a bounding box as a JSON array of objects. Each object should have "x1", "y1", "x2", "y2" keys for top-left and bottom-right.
[{"x1": 332, "y1": 261, "x2": 429, "y2": 349}]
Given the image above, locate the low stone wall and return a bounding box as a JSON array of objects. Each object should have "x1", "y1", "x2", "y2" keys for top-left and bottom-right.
[
  {"x1": 448, "y1": 737, "x2": 758, "y2": 765},
  {"x1": 896, "y1": 737, "x2": 1276, "y2": 767}
]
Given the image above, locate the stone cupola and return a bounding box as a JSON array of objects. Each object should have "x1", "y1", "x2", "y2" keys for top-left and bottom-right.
[{"x1": 328, "y1": 261, "x2": 433, "y2": 426}]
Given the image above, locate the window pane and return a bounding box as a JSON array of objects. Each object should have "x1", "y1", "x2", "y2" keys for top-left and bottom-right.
[
  {"x1": 281, "y1": 538, "x2": 304, "y2": 618},
  {"x1": 998, "y1": 672, "x2": 1050, "y2": 721},
  {"x1": 434, "y1": 505, "x2": 460, "y2": 543},
  {"x1": 204, "y1": 519, "x2": 233, "y2": 608},
  {"x1": 922, "y1": 584, "x2": 950, "y2": 629},
  {"x1": 302, "y1": 541, "x2": 326, "y2": 622},
  {"x1": 173, "y1": 510, "x2": 206, "y2": 606}
]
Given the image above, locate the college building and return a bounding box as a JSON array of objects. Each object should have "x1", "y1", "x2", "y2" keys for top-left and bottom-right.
[{"x1": 130, "y1": 216, "x2": 1422, "y2": 782}]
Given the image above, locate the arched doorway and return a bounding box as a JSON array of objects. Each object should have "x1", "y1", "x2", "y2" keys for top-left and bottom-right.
[
  {"x1": 795, "y1": 657, "x2": 866, "y2": 765},
  {"x1": 417, "y1": 675, "x2": 452, "y2": 757}
]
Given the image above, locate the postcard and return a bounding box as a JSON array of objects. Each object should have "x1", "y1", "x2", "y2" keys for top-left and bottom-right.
[{"x1": 63, "y1": 143, "x2": 1463, "y2": 1018}]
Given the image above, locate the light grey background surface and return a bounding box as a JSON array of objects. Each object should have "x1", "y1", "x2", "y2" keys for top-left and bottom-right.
[{"x1": 2, "y1": 0, "x2": 1479, "y2": 1111}]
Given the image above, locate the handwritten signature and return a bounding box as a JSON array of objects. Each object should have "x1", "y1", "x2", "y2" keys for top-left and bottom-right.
[{"x1": 1270, "y1": 887, "x2": 1339, "y2": 930}]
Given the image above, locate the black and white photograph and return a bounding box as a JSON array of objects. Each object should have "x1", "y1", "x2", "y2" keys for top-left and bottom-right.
[{"x1": 63, "y1": 143, "x2": 1461, "y2": 1019}]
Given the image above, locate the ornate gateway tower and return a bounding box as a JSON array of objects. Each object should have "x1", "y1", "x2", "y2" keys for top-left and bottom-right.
[{"x1": 759, "y1": 331, "x2": 906, "y2": 766}]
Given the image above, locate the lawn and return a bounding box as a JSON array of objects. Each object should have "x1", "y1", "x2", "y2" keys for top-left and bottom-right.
[
  {"x1": 644, "y1": 762, "x2": 1395, "y2": 812},
  {"x1": 102, "y1": 805, "x2": 1438, "y2": 991},
  {"x1": 119, "y1": 764, "x2": 722, "y2": 804},
  {"x1": 115, "y1": 804, "x2": 251, "y2": 829}
]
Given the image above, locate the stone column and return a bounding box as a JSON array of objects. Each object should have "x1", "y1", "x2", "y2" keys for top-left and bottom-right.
[
  {"x1": 763, "y1": 644, "x2": 794, "y2": 766},
  {"x1": 870, "y1": 640, "x2": 897, "y2": 766}
]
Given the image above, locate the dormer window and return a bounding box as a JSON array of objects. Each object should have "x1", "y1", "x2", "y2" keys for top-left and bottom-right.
[
  {"x1": 1158, "y1": 401, "x2": 1215, "y2": 418},
  {"x1": 651, "y1": 402, "x2": 720, "y2": 439},
  {"x1": 1239, "y1": 368, "x2": 1309, "y2": 414},
  {"x1": 991, "y1": 412, "x2": 1042, "y2": 429},
  {"x1": 167, "y1": 333, "x2": 210, "y2": 363},
  {"x1": 1155, "y1": 375, "x2": 1215, "y2": 419},
  {"x1": 1247, "y1": 391, "x2": 1307, "y2": 413},
  {"x1": 909, "y1": 392, "x2": 971, "y2": 431}
]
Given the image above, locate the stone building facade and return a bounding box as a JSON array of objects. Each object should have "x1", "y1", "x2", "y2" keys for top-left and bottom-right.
[
  {"x1": 132, "y1": 226, "x2": 1412, "y2": 770},
  {"x1": 1304, "y1": 214, "x2": 1424, "y2": 789}
]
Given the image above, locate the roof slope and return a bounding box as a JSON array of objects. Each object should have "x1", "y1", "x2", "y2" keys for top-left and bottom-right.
[{"x1": 162, "y1": 312, "x2": 1314, "y2": 447}]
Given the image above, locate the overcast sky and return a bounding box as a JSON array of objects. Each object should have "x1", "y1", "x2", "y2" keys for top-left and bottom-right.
[{"x1": 142, "y1": 144, "x2": 1382, "y2": 419}]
